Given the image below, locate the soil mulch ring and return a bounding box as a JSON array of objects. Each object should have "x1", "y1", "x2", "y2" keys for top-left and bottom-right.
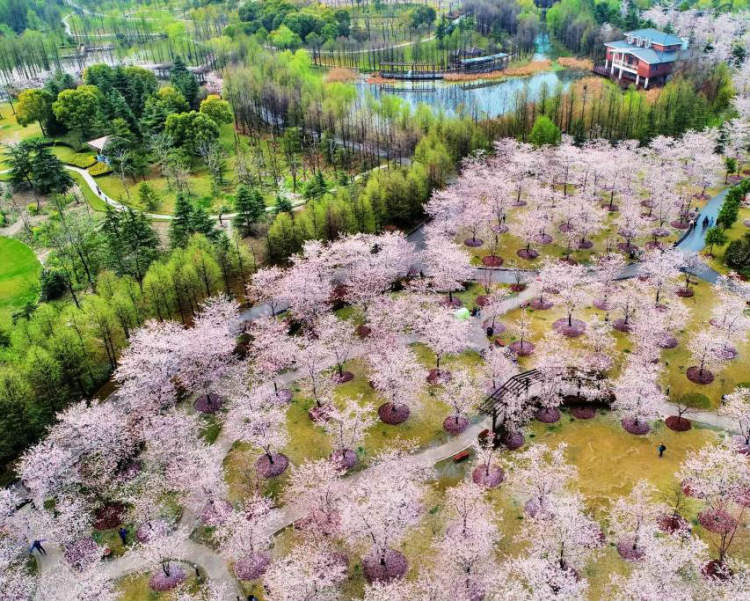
[
  {"x1": 363, "y1": 548, "x2": 408, "y2": 584},
  {"x1": 234, "y1": 552, "x2": 271, "y2": 581},
  {"x1": 665, "y1": 416, "x2": 692, "y2": 431},
  {"x1": 702, "y1": 560, "x2": 732, "y2": 580},
  {"x1": 273, "y1": 388, "x2": 293, "y2": 405},
  {"x1": 427, "y1": 368, "x2": 452, "y2": 384},
  {"x1": 491, "y1": 224, "x2": 509, "y2": 234},
  {"x1": 510, "y1": 283, "x2": 527, "y2": 292},
  {"x1": 570, "y1": 405, "x2": 597, "y2": 419},
  {"x1": 378, "y1": 402, "x2": 410, "y2": 425},
  {"x1": 535, "y1": 407, "x2": 561, "y2": 423},
  {"x1": 333, "y1": 371, "x2": 354, "y2": 384},
  {"x1": 356, "y1": 325, "x2": 372, "y2": 338},
  {"x1": 578, "y1": 239, "x2": 594, "y2": 249},
  {"x1": 657, "y1": 513, "x2": 688, "y2": 534},
  {"x1": 475, "y1": 295, "x2": 490, "y2": 306},
  {"x1": 676, "y1": 287, "x2": 694, "y2": 298},
  {"x1": 194, "y1": 392, "x2": 224, "y2": 414},
  {"x1": 621, "y1": 417, "x2": 650, "y2": 435},
  {"x1": 481, "y1": 255, "x2": 504, "y2": 266},
  {"x1": 612, "y1": 318, "x2": 632, "y2": 333},
  {"x1": 464, "y1": 238, "x2": 484, "y2": 247},
  {"x1": 331, "y1": 448, "x2": 357, "y2": 470},
  {"x1": 443, "y1": 415, "x2": 469, "y2": 434},
  {"x1": 535, "y1": 233, "x2": 553, "y2": 245},
  {"x1": 150, "y1": 563, "x2": 186, "y2": 591},
  {"x1": 529, "y1": 297, "x2": 553, "y2": 310},
  {"x1": 517, "y1": 248, "x2": 539, "y2": 260},
  {"x1": 698, "y1": 509, "x2": 737, "y2": 534},
  {"x1": 616, "y1": 538, "x2": 645, "y2": 561},
  {"x1": 256, "y1": 453, "x2": 289, "y2": 478},
  {"x1": 442, "y1": 297, "x2": 462, "y2": 308},
  {"x1": 93, "y1": 503, "x2": 126, "y2": 530},
  {"x1": 472, "y1": 465, "x2": 505, "y2": 488},
  {"x1": 671, "y1": 220, "x2": 690, "y2": 230},
  {"x1": 501, "y1": 431, "x2": 525, "y2": 450},
  {"x1": 482, "y1": 320, "x2": 506, "y2": 335},
  {"x1": 593, "y1": 298, "x2": 611, "y2": 311},
  {"x1": 552, "y1": 318, "x2": 586, "y2": 337},
  {"x1": 509, "y1": 340, "x2": 534, "y2": 356},
  {"x1": 657, "y1": 334, "x2": 678, "y2": 349},
  {"x1": 687, "y1": 366, "x2": 714, "y2": 384}
]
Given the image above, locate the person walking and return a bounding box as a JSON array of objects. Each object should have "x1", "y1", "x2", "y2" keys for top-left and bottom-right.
[
  {"x1": 658, "y1": 443, "x2": 667, "y2": 458},
  {"x1": 30, "y1": 540, "x2": 47, "y2": 555},
  {"x1": 118, "y1": 527, "x2": 128, "y2": 546}
]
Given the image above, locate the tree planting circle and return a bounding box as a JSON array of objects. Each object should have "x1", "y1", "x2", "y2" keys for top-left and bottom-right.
[
  {"x1": 136, "y1": 519, "x2": 169, "y2": 543},
  {"x1": 715, "y1": 343, "x2": 738, "y2": 360},
  {"x1": 356, "y1": 325, "x2": 372, "y2": 338},
  {"x1": 333, "y1": 371, "x2": 355, "y2": 384},
  {"x1": 256, "y1": 453, "x2": 289, "y2": 478},
  {"x1": 509, "y1": 341, "x2": 534, "y2": 356},
  {"x1": 676, "y1": 287, "x2": 694, "y2": 298},
  {"x1": 530, "y1": 297, "x2": 553, "y2": 310},
  {"x1": 617, "y1": 242, "x2": 638, "y2": 254},
  {"x1": 645, "y1": 241, "x2": 663, "y2": 250},
  {"x1": 517, "y1": 248, "x2": 539, "y2": 260},
  {"x1": 93, "y1": 503, "x2": 125, "y2": 530},
  {"x1": 234, "y1": 552, "x2": 271, "y2": 581},
  {"x1": 665, "y1": 416, "x2": 691, "y2": 431},
  {"x1": 150, "y1": 563, "x2": 186, "y2": 591},
  {"x1": 535, "y1": 407, "x2": 561, "y2": 423},
  {"x1": 702, "y1": 560, "x2": 731, "y2": 580},
  {"x1": 475, "y1": 295, "x2": 489, "y2": 306},
  {"x1": 535, "y1": 233, "x2": 553, "y2": 245},
  {"x1": 621, "y1": 417, "x2": 650, "y2": 435},
  {"x1": 464, "y1": 238, "x2": 484, "y2": 247},
  {"x1": 733, "y1": 435, "x2": 750, "y2": 455},
  {"x1": 524, "y1": 498, "x2": 550, "y2": 518},
  {"x1": 378, "y1": 402, "x2": 410, "y2": 425},
  {"x1": 602, "y1": 203, "x2": 619, "y2": 212},
  {"x1": 442, "y1": 297, "x2": 462, "y2": 308},
  {"x1": 513, "y1": 199, "x2": 527, "y2": 206},
  {"x1": 593, "y1": 298, "x2": 611, "y2": 311},
  {"x1": 612, "y1": 318, "x2": 632, "y2": 333},
  {"x1": 657, "y1": 513, "x2": 688, "y2": 534},
  {"x1": 481, "y1": 255, "x2": 504, "y2": 266},
  {"x1": 698, "y1": 509, "x2": 737, "y2": 534},
  {"x1": 482, "y1": 320, "x2": 506, "y2": 334},
  {"x1": 570, "y1": 405, "x2": 596, "y2": 419},
  {"x1": 653, "y1": 227, "x2": 671, "y2": 237},
  {"x1": 687, "y1": 366, "x2": 714, "y2": 384},
  {"x1": 363, "y1": 548, "x2": 408, "y2": 584},
  {"x1": 510, "y1": 283, "x2": 527, "y2": 292},
  {"x1": 577, "y1": 239, "x2": 594, "y2": 249},
  {"x1": 657, "y1": 334, "x2": 678, "y2": 349},
  {"x1": 641, "y1": 199, "x2": 655, "y2": 208},
  {"x1": 194, "y1": 392, "x2": 224, "y2": 414},
  {"x1": 331, "y1": 448, "x2": 357, "y2": 470},
  {"x1": 491, "y1": 224, "x2": 509, "y2": 234},
  {"x1": 472, "y1": 465, "x2": 505, "y2": 488},
  {"x1": 427, "y1": 368, "x2": 452, "y2": 384},
  {"x1": 559, "y1": 223, "x2": 573, "y2": 232},
  {"x1": 501, "y1": 431, "x2": 525, "y2": 449},
  {"x1": 616, "y1": 538, "x2": 645, "y2": 561},
  {"x1": 199, "y1": 498, "x2": 232, "y2": 526},
  {"x1": 553, "y1": 318, "x2": 586, "y2": 337},
  {"x1": 309, "y1": 403, "x2": 333, "y2": 422},
  {"x1": 273, "y1": 388, "x2": 293, "y2": 405},
  {"x1": 681, "y1": 480, "x2": 704, "y2": 499},
  {"x1": 671, "y1": 219, "x2": 689, "y2": 230},
  {"x1": 443, "y1": 415, "x2": 469, "y2": 434}
]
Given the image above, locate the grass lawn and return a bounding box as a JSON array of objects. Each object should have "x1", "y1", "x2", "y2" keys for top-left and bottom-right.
[
  {"x1": 50, "y1": 145, "x2": 96, "y2": 168},
  {"x1": 69, "y1": 171, "x2": 109, "y2": 212},
  {"x1": 0, "y1": 103, "x2": 41, "y2": 151},
  {"x1": 703, "y1": 205, "x2": 750, "y2": 275},
  {"x1": 117, "y1": 567, "x2": 202, "y2": 601},
  {"x1": 0, "y1": 236, "x2": 41, "y2": 320}
]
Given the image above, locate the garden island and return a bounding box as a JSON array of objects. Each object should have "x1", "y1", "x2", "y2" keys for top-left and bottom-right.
[{"x1": 2, "y1": 0, "x2": 750, "y2": 599}]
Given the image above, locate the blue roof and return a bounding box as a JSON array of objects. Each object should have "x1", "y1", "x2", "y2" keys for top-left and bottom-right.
[
  {"x1": 605, "y1": 39, "x2": 678, "y2": 64},
  {"x1": 459, "y1": 52, "x2": 509, "y2": 65},
  {"x1": 625, "y1": 28, "x2": 683, "y2": 47}
]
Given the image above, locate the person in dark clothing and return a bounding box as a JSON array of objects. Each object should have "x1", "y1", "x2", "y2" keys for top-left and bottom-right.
[
  {"x1": 118, "y1": 527, "x2": 128, "y2": 546},
  {"x1": 658, "y1": 443, "x2": 667, "y2": 458},
  {"x1": 30, "y1": 540, "x2": 46, "y2": 555}
]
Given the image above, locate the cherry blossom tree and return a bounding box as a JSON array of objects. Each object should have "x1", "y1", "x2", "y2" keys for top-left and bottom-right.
[
  {"x1": 514, "y1": 207, "x2": 544, "y2": 260},
  {"x1": 640, "y1": 249, "x2": 682, "y2": 306},
  {"x1": 277, "y1": 240, "x2": 334, "y2": 324},
  {"x1": 124, "y1": 525, "x2": 192, "y2": 591},
  {"x1": 678, "y1": 443, "x2": 750, "y2": 571},
  {"x1": 421, "y1": 235, "x2": 473, "y2": 306},
  {"x1": 593, "y1": 254, "x2": 626, "y2": 311},
  {"x1": 613, "y1": 360, "x2": 665, "y2": 435},
  {"x1": 215, "y1": 494, "x2": 275, "y2": 581},
  {"x1": 248, "y1": 265, "x2": 287, "y2": 317},
  {"x1": 315, "y1": 313, "x2": 361, "y2": 383},
  {"x1": 720, "y1": 387, "x2": 750, "y2": 453},
  {"x1": 509, "y1": 308, "x2": 535, "y2": 356},
  {"x1": 368, "y1": 334, "x2": 425, "y2": 425},
  {"x1": 532, "y1": 258, "x2": 566, "y2": 310},
  {"x1": 415, "y1": 302, "x2": 473, "y2": 382},
  {"x1": 439, "y1": 369, "x2": 481, "y2": 434},
  {"x1": 609, "y1": 480, "x2": 666, "y2": 561},
  {"x1": 471, "y1": 433, "x2": 506, "y2": 488},
  {"x1": 263, "y1": 537, "x2": 348, "y2": 601},
  {"x1": 341, "y1": 449, "x2": 432, "y2": 583},
  {"x1": 686, "y1": 328, "x2": 727, "y2": 385},
  {"x1": 532, "y1": 334, "x2": 569, "y2": 423},
  {"x1": 483, "y1": 345, "x2": 518, "y2": 391},
  {"x1": 295, "y1": 331, "x2": 335, "y2": 419},
  {"x1": 480, "y1": 288, "x2": 513, "y2": 336},
  {"x1": 583, "y1": 316, "x2": 616, "y2": 376},
  {"x1": 489, "y1": 556, "x2": 588, "y2": 601},
  {"x1": 458, "y1": 191, "x2": 495, "y2": 248},
  {"x1": 247, "y1": 316, "x2": 297, "y2": 403},
  {"x1": 517, "y1": 491, "x2": 602, "y2": 574},
  {"x1": 551, "y1": 262, "x2": 590, "y2": 337},
  {"x1": 284, "y1": 459, "x2": 344, "y2": 535},
  {"x1": 505, "y1": 443, "x2": 576, "y2": 518},
  {"x1": 710, "y1": 281, "x2": 750, "y2": 361},
  {"x1": 323, "y1": 396, "x2": 376, "y2": 469}
]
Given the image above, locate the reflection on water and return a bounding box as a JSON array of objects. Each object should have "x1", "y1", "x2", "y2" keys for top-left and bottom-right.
[{"x1": 357, "y1": 69, "x2": 586, "y2": 119}]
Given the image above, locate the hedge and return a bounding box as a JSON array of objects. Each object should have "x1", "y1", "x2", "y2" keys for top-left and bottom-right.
[{"x1": 88, "y1": 162, "x2": 112, "y2": 176}]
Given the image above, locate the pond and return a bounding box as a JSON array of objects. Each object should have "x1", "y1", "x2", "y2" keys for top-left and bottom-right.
[{"x1": 356, "y1": 32, "x2": 587, "y2": 119}]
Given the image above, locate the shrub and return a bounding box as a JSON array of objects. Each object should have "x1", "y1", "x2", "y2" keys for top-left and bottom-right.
[
  {"x1": 27, "y1": 203, "x2": 39, "y2": 215},
  {"x1": 67, "y1": 153, "x2": 96, "y2": 169},
  {"x1": 40, "y1": 268, "x2": 68, "y2": 301},
  {"x1": 88, "y1": 162, "x2": 112, "y2": 176}
]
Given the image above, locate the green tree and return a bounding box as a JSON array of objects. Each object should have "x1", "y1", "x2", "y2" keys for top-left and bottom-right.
[
  {"x1": 170, "y1": 57, "x2": 199, "y2": 107},
  {"x1": 15, "y1": 88, "x2": 53, "y2": 136},
  {"x1": 199, "y1": 95, "x2": 233, "y2": 126},
  {"x1": 164, "y1": 111, "x2": 220, "y2": 156},
  {"x1": 52, "y1": 84, "x2": 103, "y2": 143},
  {"x1": 529, "y1": 115, "x2": 562, "y2": 147},
  {"x1": 705, "y1": 226, "x2": 728, "y2": 255},
  {"x1": 170, "y1": 193, "x2": 195, "y2": 248},
  {"x1": 30, "y1": 145, "x2": 72, "y2": 195},
  {"x1": 137, "y1": 182, "x2": 160, "y2": 211},
  {"x1": 233, "y1": 185, "x2": 265, "y2": 235}
]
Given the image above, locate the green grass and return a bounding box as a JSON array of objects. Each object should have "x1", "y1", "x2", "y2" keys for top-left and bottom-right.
[
  {"x1": 117, "y1": 568, "x2": 202, "y2": 601},
  {"x1": 0, "y1": 103, "x2": 41, "y2": 150},
  {"x1": 703, "y1": 205, "x2": 750, "y2": 275},
  {"x1": 50, "y1": 145, "x2": 96, "y2": 168},
  {"x1": 0, "y1": 236, "x2": 41, "y2": 320},
  {"x1": 69, "y1": 171, "x2": 109, "y2": 211}
]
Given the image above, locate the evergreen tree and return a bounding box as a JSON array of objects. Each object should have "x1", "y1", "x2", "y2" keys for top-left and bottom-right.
[
  {"x1": 190, "y1": 204, "x2": 218, "y2": 241},
  {"x1": 170, "y1": 193, "x2": 195, "y2": 248},
  {"x1": 170, "y1": 56, "x2": 199, "y2": 108},
  {"x1": 30, "y1": 144, "x2": 72, "y2": 195},
  {"x1": 233, "y1": 184, "x2": 265, "y2": 235}
]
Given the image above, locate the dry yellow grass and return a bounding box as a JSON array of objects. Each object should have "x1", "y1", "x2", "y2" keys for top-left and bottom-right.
[
  {"x1": 444, "y1": 60, "x2": 553, "y2": 82},
  {"x1": 325, "y1": 67, "x2": 359, "y2": 83},
  {"x1": 557, "y1": 56, "x2": 594, "y2": 71}
]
